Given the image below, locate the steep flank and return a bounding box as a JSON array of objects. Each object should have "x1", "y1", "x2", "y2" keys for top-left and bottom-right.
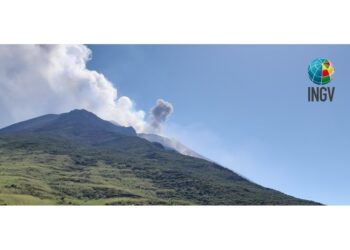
[
  {"x1": 138, "y1": 133, "x2": 208, "y2": 160},
  {"x1": 0, "y1": 110, "x2": 320, "y2": 205}
]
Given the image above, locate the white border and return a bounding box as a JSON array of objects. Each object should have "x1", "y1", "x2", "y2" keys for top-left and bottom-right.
[
  {"x1": 0, "y1": 0, "x2": 349, "y2": 43},
  {"x1": 0, "y1": 206, "x2": 349, "y2": 250}
]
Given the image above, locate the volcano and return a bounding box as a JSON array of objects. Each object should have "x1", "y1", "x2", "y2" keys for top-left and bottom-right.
[{"x1": 0, "y1": 109, "x2": 319, "y2": 205}]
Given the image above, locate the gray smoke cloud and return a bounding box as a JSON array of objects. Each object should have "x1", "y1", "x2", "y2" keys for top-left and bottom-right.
[{"x1": 149, "y1": 99, "x2": 174, "y2": 133}]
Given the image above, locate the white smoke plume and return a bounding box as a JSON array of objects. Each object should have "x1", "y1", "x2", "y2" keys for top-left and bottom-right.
[{"x1": 0, "y1": 45, "x2": 173, "y2": 133}]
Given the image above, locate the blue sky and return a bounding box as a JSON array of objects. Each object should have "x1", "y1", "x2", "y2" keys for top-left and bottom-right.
[{"x1": 87, "y1": 45, "x2": 350, "y2": 205}]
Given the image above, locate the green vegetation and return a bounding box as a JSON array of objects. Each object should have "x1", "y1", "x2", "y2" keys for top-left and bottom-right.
[
  {"x1": 0, "y1": 134, "x2": 319, "y2": 205},
  {"x1": 0, "y1": 110, "x2": 320, "y2": 205}
]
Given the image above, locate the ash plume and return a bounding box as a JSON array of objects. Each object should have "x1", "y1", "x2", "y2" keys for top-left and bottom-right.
[{"x1": 149, "y1": 99, "x2": 174, "y2": 133}]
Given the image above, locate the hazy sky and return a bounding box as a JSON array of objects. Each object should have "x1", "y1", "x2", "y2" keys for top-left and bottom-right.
[{"x1": 87, "y1": 45, "x2": 350, "y2": 205}]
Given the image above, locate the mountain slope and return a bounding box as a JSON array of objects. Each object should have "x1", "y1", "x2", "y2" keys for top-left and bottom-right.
[
  {"x1": 0, "y1": 110, "x2": 320, "y2": 205},
  {"x1": 138, "y1": 133, "x2": 207, "y2": 160},
  {"x1": 1, "y1": 109, "x2": 136, "y2": 140}
]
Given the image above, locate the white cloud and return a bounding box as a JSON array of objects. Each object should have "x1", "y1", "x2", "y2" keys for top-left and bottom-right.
[{"x1": 0, "y1": 45, "x2": 150, "y2": 132}]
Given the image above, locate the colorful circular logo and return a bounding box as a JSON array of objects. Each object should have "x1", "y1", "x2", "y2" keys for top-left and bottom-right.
[{"x1": 308, "y1": 58, "x2": 334, "y2": 85}]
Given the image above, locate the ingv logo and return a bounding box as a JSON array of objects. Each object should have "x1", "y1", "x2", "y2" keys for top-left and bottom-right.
[{"x1": 307, "y1": 58, "x2": 335, "y2": 102}]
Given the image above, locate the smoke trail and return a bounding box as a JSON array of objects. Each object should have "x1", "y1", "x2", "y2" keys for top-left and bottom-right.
[{"x1": 0, "y1": 45, "x2": 150, "y2": 131}]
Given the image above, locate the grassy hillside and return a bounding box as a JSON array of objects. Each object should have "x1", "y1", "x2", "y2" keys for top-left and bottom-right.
[
  {"x1": 0, "y1": 110, "x2": 320, "y2": 205},
  {"x1": 0, "y1": 134, "x2": 319, "y2": 205}
]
